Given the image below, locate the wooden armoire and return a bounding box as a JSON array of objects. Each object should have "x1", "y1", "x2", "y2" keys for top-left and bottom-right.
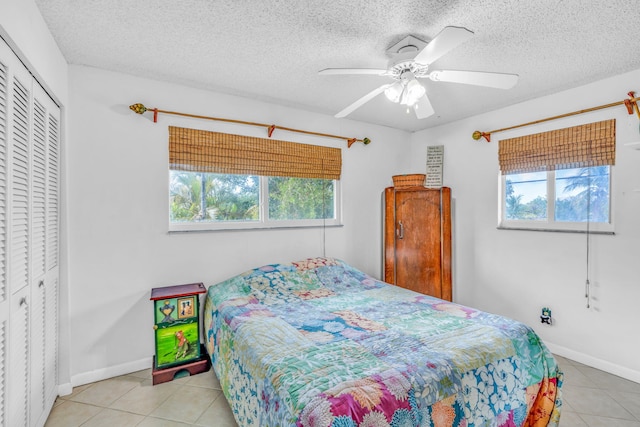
[{"x1": 383, "y1": 186, "x2": 452, "y2": 301}]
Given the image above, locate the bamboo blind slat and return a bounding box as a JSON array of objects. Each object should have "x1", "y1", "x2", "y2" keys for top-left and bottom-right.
[
  {"x1": 169, "y1": 126, "x2": 342, "y2": 180},
  {"x1": 498, "y1": 119, "x2": 616, "y2": 174}
]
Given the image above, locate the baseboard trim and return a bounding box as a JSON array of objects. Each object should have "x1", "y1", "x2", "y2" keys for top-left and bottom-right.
[
  {"x1": 70, "y1": 356, "x2": 153, "y2": 387},
  {"x1": 58, "y1": 382, "x2": 73, "y2": 396},
  {"x1": 546, "y1": 341, "x2": 640, "y2": 384}
]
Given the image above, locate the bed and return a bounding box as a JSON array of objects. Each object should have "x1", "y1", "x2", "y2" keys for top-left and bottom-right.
[{"x1": 204, "y1": 257, "x2": 562, "y2": 427}]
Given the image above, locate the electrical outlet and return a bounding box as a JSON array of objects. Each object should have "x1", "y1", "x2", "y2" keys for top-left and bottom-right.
[{"x1": 540, "y1": 307, "x2": 552, "y2": 324}]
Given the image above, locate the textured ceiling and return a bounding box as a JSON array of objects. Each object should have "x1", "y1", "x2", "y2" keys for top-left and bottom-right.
[{"x1": 34, "y1": 0, "x2": 640, "y2": 132}]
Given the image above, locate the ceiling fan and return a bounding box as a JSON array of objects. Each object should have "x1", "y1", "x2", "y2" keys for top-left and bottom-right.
[{"x1": 319, "y1": 26, "x2": 518, "y2": 119}]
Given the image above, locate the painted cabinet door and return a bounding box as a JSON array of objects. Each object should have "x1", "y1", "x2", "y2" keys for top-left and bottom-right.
[{"x1": 384, "y1": 186, "x2": 452, "y2": 301}]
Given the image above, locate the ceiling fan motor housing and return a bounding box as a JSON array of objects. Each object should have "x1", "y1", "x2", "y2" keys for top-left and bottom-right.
[{"x1": 386, "y1": 36, "x2": 431, "y2": 79}]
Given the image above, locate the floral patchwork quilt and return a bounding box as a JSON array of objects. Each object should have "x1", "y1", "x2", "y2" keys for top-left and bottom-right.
[{"x1": 204, "y1": 258, "x2": 562, "y2": 427}]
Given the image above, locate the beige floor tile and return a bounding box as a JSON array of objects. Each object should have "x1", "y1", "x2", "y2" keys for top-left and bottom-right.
[
  {"x1": 558, "y1": 411, "x2": 588, "y2": 427},
  {"x1": 110, "y1": 379, "x2": 182, "y2": 415},
  {"x1": 162, "y1": 372, "x2": 193, "y2": 386},
  {"x1": 150, "y1": 385, "x2": 220, "y2": 424},
  {"x1": 194, "y1": 394, "x2": 237, "y2": 427},
  {"x1": 560, "y1": 364, "x2": 598, "y2": 388},
  {"x1": 129, "y1": 368, "x2": 153, "y2": 380},
  {"x1": 185, "y1": 369, "x2": 220, "y2": 389},
  {"x1": 553, "y1": 355, "x2": 574, "y2": 368},
  {"x1": 69, "y1": 375, "x2": 144, "y2": 407},
  {"x1": 562, "y1": 385, "x2": 636, "y2": 420},
  {"x1": 561, "y1": 397, "x2": 579, "y2": 414},
  {"x1": 606, "y1": 390, "x2": 640, "y2": 420},
  {"x1": 577, "y1": 366, "x2": 640, "y2": 394},
  {"x1": 58, "y1": 383, "x2": 92, "y2": 401},
  {"x1": 44, "y1": 400, "x2": 102, "y2": 427},
  {"x1": 577, "y1": 414, "x2": 640, "y2": 427},
  {"x1": 81, "y1": 408, "x2": 145, "y2": 427},
  {"x1": 137, "y1": 417, "x2": 195, "y2": 427}
]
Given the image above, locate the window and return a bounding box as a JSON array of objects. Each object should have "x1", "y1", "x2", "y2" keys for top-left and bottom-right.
[
  {"x1": 500, "y1": 166, "x2": 612, "y2": 232},
  {"x1": 498, "y1": 119, "x2": 615, "y2": 233},
  {"x1": 168, "y1": 127, "x2": 341, "y2": 231}
]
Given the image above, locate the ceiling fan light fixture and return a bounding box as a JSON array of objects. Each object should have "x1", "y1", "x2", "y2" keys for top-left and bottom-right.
[
  {"x1": 400, "y1": 79, "x2": 426, "y2": 106},
  {"x1": 384, "y1": 81, "x2": 403, "y2": 102},
  {"x1": 406, "y1": 79, "x2": 425, "y2": 98}
]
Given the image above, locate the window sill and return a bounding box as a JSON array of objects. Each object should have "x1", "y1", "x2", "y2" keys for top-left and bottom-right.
[
  {"x1": 497, "y1": 225, "x2": 614, "y2": 235},
  {"x1": 169, "y1": 222, "x2": 344, "y2": 233}
]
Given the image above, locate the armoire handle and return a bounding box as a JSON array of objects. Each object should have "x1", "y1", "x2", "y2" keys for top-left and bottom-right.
[{"x1": 397, "y1": 220, "x2": 404, "y2": 239}]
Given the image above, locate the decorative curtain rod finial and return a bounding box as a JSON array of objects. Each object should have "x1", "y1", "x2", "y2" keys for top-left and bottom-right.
[
  {"x1": 348, "y1": 137, "x2": 371, "y2": 148},
  {"x1": 129, "y1": 103, "x2": 147, "y2": 114},
  {"x1": 129, "y1": 103, "x2": 158, "y2": 122},
  {"x1": 472, "y1": 130, "x2": 491, "y2": 142}
]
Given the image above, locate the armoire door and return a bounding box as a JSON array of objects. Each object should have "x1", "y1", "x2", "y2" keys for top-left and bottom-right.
[{"x1": 384, "y1": 187, "x2": 452, "y2": 300}]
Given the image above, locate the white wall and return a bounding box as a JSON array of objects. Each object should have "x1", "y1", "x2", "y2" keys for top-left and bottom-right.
[
  {"x1": 66, "y1": 65, "x2": 409, "y2": 383},
  {"x1": 408, "y1": 69, "x2": 640, "y2": 382}
]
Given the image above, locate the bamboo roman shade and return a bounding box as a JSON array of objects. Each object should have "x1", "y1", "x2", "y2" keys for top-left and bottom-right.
[
  {"x1": 169, "y1": 126, "x2": 342, "y2": 180},
  {"x1": 498, "y1": 119, "x2": 616, "y2": 174}
]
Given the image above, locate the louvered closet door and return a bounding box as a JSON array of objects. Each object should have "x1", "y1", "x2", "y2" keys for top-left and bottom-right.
[
  {"x1": 9, "y1": 290, "x2": 29, "y2": 427},
  {"x1": 30, "y1": 82, "x2": 59, "y2": 427},
  {"x1": 0, "y1": 36, "x2": 61, "y2": 427},
  {"x1": 3, "y1": 35, "x2": 34, "y2": 427},
  {"x1": 29, "y1": 84, "x2": 57, "y2": 425},
  {"x1": 0, "y1": 38, "x2": 10, "y2": 427},
  {"x1": 43, "y1": 95, "x2": 59, "y2": 419}
]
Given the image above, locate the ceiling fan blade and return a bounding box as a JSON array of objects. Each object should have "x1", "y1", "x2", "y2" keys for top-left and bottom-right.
[
  {"x1": 319, "y1": 68, "x2": 388, "y2": 76},
  {"x1": 414, "y1": 26, "x2": 474, "y2": 65},
  {"x1": 428, "y1": 70, "x2": 518, "y2": 89},
  {"x1": 335, "y1": 84, "x2": 391, "y2": 118},
  {"x1": 413, "y1": 94, "x2": 435, "y2": 119}
]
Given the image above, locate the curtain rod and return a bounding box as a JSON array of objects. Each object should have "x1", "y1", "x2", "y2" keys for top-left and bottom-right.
[
  {"x1": 129, "y1": 103, "x2": 371, "y2": 148},
  {"x1": 472, "y1": 91, "x2": 640, "y2": 142}
]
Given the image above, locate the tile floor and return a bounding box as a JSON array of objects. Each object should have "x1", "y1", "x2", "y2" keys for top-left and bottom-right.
[
  {"x1": 45, "y1": 355, "x2": 640, "y2": 426},
  {"x1": 556, "y1": 355, "x2": 640, "y2": 427},
  {"x1": 45, "y1": 367, "x2": 237, "y2": 427}
]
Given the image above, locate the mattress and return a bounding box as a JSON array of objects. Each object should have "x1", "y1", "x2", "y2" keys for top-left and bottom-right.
[{"x1": 204, "y1": 257, "x2": 562, "y2": 426}]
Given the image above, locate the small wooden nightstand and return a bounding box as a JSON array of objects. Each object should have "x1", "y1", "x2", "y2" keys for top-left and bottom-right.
[{"x1": 150, "y1": 282, "x2": 210, "y2": 385}]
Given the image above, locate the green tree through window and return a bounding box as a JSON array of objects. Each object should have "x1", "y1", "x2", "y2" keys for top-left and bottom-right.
[
  {"x1": 268, "y1": 177, "x2": 334, "y2": 220},
  {"x1": 555, "y1": 166, "x2": 609, "y2": 223},
  {"x1": 169, "y1": 171, "x2": 338, "y2": 228},
  {"x1": 170, "y1": 172, "x2": 259, "y2": 222},
  {"x1": 502, "y1": 166, "x2": 610, "y2": 230}
]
